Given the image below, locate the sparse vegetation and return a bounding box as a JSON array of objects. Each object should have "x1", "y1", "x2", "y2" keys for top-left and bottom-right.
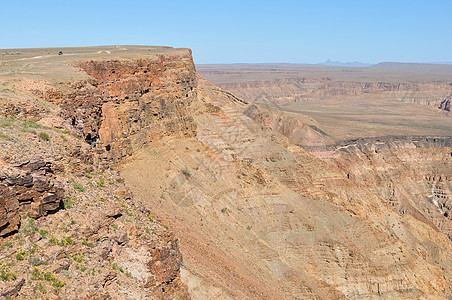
[
  {"x1": 181, "y1": 167, "x2": 191, "y2": 178},
  {"x1": 0, "y1": 133, "x2": 13, "y2": 141},
  {"x1": 31, "y1": 267, "x2": 65, "y2": 288},
  {"x1": 29, "y1": 257, "x2": 48, "y2": 266},
  {"x1": 97, "y1": 178, "x2": 105, "y2": 187},
  {"x1": 82, "y1": 239, "x2": 95, "y2": 248},
  {"x1": 63, "y1": 196, "x2": 73, "y2": 209},
  {"x1": 15, "y1": 250, "x2": 27, "y2": 261},
  {"x1": 38, "y1": 132, "x2": 50, "y2": 141},
  {"x1": 0, "y1": 263, "x2": 17, "y2": 281},
  {"x1": 21, "y1": 217, "x2": 38, "y2": 236},
  {"x1": 73, "y1": 183, "x2": 85, "y2": 192}
]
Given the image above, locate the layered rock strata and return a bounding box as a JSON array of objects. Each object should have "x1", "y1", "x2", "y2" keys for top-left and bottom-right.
[
  {"x1": 56, "y1": 53, "x2": 197, "y2": 162},
  {"x1": 0, "y1": 158, "x2": 64, "y2": 236},
  {"x1": 218, "y1": 77, "x2": 452, "y2": 114}
]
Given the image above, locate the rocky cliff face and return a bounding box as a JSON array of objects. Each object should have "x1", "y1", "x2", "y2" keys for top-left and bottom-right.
[
  {"x1": 314, "y1": 136, "x2": 452, "y2": 240},
  {"x1": 55, "y1": 53, "x2": 198, "y2": 163}
]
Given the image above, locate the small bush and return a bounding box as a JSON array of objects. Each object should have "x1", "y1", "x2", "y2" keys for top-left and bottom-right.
[
  {"x1": 39, "y1": 229, "x2": 48, "y2": 239},
  {"x1": 97, "y1": 178, "x2": 105, "y2": 187},
  {"x1": 31, "y1": 267, "x2": 65, "y2": 288},
  {"x1": 57, "y1": 235, "x2": 73, "y2": 247},
  {"x1": 82, "y1": 239, "x2": 95, "y2": 248},
  {"x1": 0, "y1": 263, "x2": 16, "y2": 281},
  {"x1": 63, "y1": 196, "x2": 73, "y2": 209},
  {"x1": 21, "y1": 217, "x2": 38, "y2": 236},
  {"x1": 29, "y1": 257, "x2": 48, "y2": 266},
  {"x1": 181, "y1": 167, "x2": 191, "y2": 178},
  {"x1": 38, "y1": 132, "x2": 50, "y2": 141},
  {"x1": 73, "y1": 183, "x2": 85, "y2": 192},
  {"x1": 15, "y1": 250, "x2": 26, "y2": 261},
  {"x1": 34, "y1": 283, "x2": 47, "y2": 294}
]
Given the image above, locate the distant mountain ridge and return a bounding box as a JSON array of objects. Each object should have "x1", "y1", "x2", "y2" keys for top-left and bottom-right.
[{"x1": 318, "y1": 59, "x2": 373, "y2": 67}]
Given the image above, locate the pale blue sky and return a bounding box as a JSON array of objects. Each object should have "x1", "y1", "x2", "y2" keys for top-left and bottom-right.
[{"x1": 1, "y1": 0, "x2": 451, "y2": 64}]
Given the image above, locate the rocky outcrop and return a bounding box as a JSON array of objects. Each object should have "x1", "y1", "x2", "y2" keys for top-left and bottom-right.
[
  {"x1": 0, "y1": 158, "x2": 64, "y2": 236},
  {"x1": 56, "y1": 53, "x2": 197, "y2": 163}
]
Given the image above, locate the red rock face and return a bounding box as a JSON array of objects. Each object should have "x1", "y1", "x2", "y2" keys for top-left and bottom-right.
[
  {"x1": 58, "y1": 53, "x2": 198, "y2": 163},
  {"x1": 0, "y1": 159, "x2": 64, "y2": 236}
]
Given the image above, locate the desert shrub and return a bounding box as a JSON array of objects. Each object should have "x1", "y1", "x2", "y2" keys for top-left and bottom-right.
[
  {"x1": 97, "y1": 178, "x2": 105, "y2": 187},
  {"x1": 38, "y1": 132, "x2": 50, "y2": 141},
  {"x1": 0, "y1": 263, "x2": 16, "y2": 281},
  {"x1": 15, "y1": 250, "x2": 26, "y2": 261},
  {"x1": 82, "y1": 239, "x2": 95, "y2": 248},
  {"x1": 31, "y1": 267, "x2": 65, "y2": 288},
  {"x1": 29, "y1": 257, "x2": 48, "y2": 266},
  {"x1": 0, "y1": 133, "x2": 12, "y2": 141},
  {"x1": 72, "y1": 183, "x2": 85, "y2": 192},
  {"x1": 63, "y1": 196, "x2": 73, "y2": 209},
  {"x1": 181, "y1": 167, "x2": 191, "y2": 178}
]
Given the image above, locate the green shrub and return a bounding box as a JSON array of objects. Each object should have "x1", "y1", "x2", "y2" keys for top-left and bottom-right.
[
  {"x1": 39, "y1": 229, "x2": 48, "y2": 238},
  {"x1": 31, "y1": 267, "x2": 65, "y2": 288},
  {"x1": 15, "y1": 250, "x2": 26, "y2": 261},
  {"x1": 38, "y1": 132, "x2": 50, "y2": 141},
  {"x1": 72, "y1": 183, "x2": 85, "y2": 192},
  {"x1": 0, "y1": 263, "x2": 16, "y2": 281},
  {"x1": 63, "y1": 196, "x2": 73, "y2": 209},
  {"x1": 97, "y1": 178, "x2": 105, "y2": 187},
  {"x1": 181, "y1": 167, "x2": 191, "y2": 178},
  {"x1": 23, "y1": 120, "x2": 50, "y2": 129},
  {"x1": 34, "y1": 283, "x2": 46, "y2": 294},
  {"x1": 82, "y1": 239, "x2": 95, "y2": 248}
]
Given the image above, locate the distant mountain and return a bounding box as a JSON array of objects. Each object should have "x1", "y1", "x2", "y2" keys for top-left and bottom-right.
[{"x1": 318, "y1": 59, "x2": 373, "y2": 67}]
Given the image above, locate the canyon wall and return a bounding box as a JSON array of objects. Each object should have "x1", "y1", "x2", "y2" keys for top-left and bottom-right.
[
  {"x1": 218, "y1": 77, "x2": 452, "y2": 114},
  {"x1": 320, "y1": 136, "x2": 452, "y2": 240},
  {"x1": 58, "y1": 52, "x2": 198, "y2": 163}
]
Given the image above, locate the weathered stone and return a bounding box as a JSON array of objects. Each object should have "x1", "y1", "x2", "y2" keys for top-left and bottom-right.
[{"x1": 0, "y1": 163, "x2": 64, "y2": 236}]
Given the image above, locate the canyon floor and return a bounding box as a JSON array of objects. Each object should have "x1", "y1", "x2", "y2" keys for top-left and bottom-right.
[{"x1": 0, "y1": 46, "x2": 451, "y2": 299}]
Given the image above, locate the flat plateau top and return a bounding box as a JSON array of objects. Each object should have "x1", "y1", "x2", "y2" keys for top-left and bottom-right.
[
  {"x1": 197, "y1": 63, "x2": 452, "y2": 83},
  {"x1": 0, "y1": 45, "x2": 190, "y2": 83},
  {"x1": 0, "y1": 45, "x2": 189, "y2": 62}
]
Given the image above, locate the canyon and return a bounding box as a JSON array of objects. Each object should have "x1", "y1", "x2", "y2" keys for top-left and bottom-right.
[{"x1": 0, "y1": 46, "x2": 451, "y2": 299}]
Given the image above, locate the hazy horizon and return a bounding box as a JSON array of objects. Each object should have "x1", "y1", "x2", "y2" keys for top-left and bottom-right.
[{"x1": 2, "y1": 1, "x2": 451, "y2": 64}]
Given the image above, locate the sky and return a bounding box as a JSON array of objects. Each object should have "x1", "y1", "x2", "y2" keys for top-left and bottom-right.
[{"x1": 1, "y1": 0, "x2": 451, "y2": 64}]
